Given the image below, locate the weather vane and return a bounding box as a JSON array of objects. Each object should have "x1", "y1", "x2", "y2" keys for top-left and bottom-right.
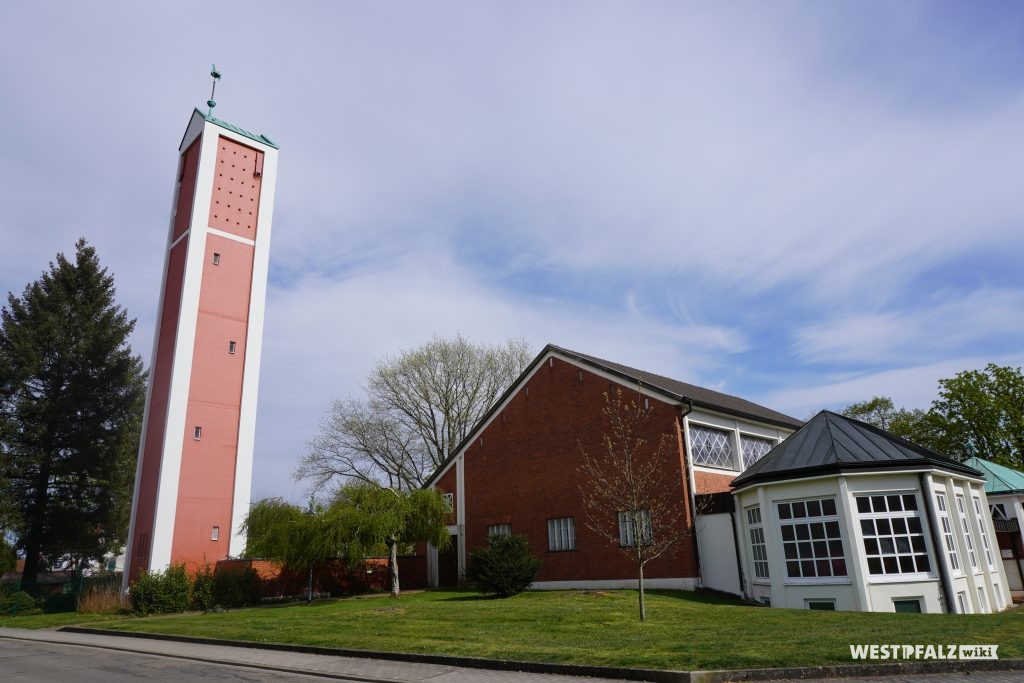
[{"x1": 207, "y1": 63, "x2": 221, "y2": 116}]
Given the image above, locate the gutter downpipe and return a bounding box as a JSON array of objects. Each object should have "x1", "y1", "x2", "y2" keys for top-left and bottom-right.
[
  {"x1": 728, "y1": 492, "x2": 749, "y2": 601},
  {"x1": 679, "y1": 399, "x2": 703, "y2": 586},
  {"x1": 920, "y1": 472, "x2": 956, "y2": 613}
]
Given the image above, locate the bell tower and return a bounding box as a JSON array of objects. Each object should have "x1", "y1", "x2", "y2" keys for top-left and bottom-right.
[{"x1": 123, "y1": 69, "x2": 279, "y2": 589}]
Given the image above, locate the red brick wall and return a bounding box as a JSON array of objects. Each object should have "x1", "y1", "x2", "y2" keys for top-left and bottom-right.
[
  {"x1": 460, "y1": 357, "x2": 699, "y2": 582},
  {"x1": 693, "y1": 470, "x2": 735, "y2": 494},
  {"x1": 436, "y1": 467, "x2": 457, "y2": 526}
]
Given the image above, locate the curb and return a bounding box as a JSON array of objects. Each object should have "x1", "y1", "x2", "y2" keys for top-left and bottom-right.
[{"x1": 56, "y1": 628, "x2": 1024, "y2": 682}]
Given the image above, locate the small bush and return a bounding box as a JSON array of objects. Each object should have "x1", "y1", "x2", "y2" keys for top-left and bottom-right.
[
  {"x1": 466, "y1": 534, "x2": 541, "y2": 598},
  {"x1": 129, "y1": 564, "x2": 192, "y2": 615},
  {"x1": 0, "y1": 590, "x2": 40, "y2": 616},
  {"x1": 191, "y1": 566, "x2": 216, "y2": 612},
  {"x1": 212, "y1": 566, "x2": 262, "y2": 608}
]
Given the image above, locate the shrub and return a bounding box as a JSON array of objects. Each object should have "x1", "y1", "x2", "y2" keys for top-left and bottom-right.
[
  {"x1": 129, "y1": 564, "x2": 192, "y2": 615},
  {"x1": 0, "y1": 590, "x2": 40, "y2": 616},
  {"x1": 212, "y1": 566, "x2": 262, "y2": 608},
  {"x1": 466, "y1": 534, "x2": 541, "y2": 598},
  {"x1": 77, "y1": 582, "x2": 122, "y2": 613},
  {"x1": 191, "y1": 566, "x2": 216, "y2": 612}
]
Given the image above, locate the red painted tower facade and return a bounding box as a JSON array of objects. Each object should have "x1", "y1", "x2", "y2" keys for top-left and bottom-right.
[{"x1": 123, "y1": 108, "x2": 278, "y2": 588}]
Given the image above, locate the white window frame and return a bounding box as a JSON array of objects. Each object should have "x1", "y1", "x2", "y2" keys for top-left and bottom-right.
[
  {"x1": 746, "y1": 505, "x2": 769, "y2": 579},
  {"x1": 739, "y1": 434, "x2": 775, "y2": 470},
  {"x1": 955, "y1": 494, "x2": 979, "y2": 572},
  {"x1": 212, "y1": 252, "x2": 221, "y2": 265},
  {"x1": 689, "y1": 423, "x2": 737, "y2": 470},
  {"x1": 855, "y1": 492, "x2": 933, "y2": 578},
  {"x1": 618, "y1": 509, "x2": 652, "y2": 547},
  {"x1": 805, "y1": 599, "x2": 836, "y2": 611},
  {"x1": 229, "y1": 340, "x2": 237, "y2": 354},
  {"x1": 193, "y1": 425, "x2": 202, "y2": 441},
  {"x1": 547, "y1": 517, "x2": 576, "y2": 552},
  {"x1": 487, "y1": 523, "x2": 511, "y2": 537},
  {"x1": 777, "y1": 497, "x2": 848, "y2": 580},
  {"x1": 211, "y1": 525, "x2": 220, "y2": 541},
  {"x1": 956, "y1": 591, "x2": 970, "y2": 614},
  {"x1": 972, "y1": 496, "x2": 995, "y2": 569},
  {"x1": 441, "y1": 492, "x2": 454, "y2": 511},
  {"x1": 935, "y1": 493, "x2": 961, "y2": 575},
  {"x1": 977, "y1": 586, "x2": 987, "y2": 612}
]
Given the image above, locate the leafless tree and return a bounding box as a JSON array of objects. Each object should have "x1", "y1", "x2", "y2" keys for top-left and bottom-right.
[
  {"x1": 296, "y1": 335, "x2": 532, "y2": 492},
  {"x1": 578, "y1": 388, "x2": 697, "y2": 621}
]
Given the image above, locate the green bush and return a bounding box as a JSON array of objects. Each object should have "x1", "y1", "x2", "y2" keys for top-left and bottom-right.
[
  {"x1": 129, "y1": 564, "x2": 192, "y2": 615},
  {"x1": 466, "y1": 534, "x2": 541, "y2": 598},
  {"x1": 191, "y1": 566, "x2": 216, "y2": 612},
  {"x1": 0, "y1": 590, "x2": 40, "y2": 616},
  {"x1": 212, "y1": 567, "x2": 262, "y2": 608}
]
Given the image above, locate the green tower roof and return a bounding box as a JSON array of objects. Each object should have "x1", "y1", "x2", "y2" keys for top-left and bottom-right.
[
  {"x1": 197, "y1": 108, "x2": 278, "y2": 149},
  {"x1": 963, "y1": 457, "x2": 1024, "y2": 495}
]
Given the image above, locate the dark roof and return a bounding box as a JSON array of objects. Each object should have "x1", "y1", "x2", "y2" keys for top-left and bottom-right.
[
  {"x1": 552, "y1": 345, "x2": 802, "y2": 429},
  {"x1": 731, "y1": 411, "x2": 983, "y2": 489},
  {"x1": 423, "y1": 343, "x2": 801, "y2": 488}
]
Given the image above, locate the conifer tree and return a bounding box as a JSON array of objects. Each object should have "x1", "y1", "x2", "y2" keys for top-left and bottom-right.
[{"x1": 0, "y1": 239, "x2": 145, "y2": 592}]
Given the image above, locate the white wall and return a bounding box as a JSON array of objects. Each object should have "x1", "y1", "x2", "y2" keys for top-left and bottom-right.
[{"x1": 696, "y1": 512, "x2": 742, "y2": 596}]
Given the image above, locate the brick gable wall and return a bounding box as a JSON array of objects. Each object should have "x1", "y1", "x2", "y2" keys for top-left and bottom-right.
[{"x1": 459, "y1": 356, "x2": 699, "y2": 582}]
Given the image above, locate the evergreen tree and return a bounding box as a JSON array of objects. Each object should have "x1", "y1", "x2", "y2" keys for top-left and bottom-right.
[{"x1": 0, "y1": 239, "x2": 145, "y2": 592}]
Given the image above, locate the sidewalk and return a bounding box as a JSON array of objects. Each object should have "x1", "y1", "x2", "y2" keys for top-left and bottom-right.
[{"x1": 0, "y1": 627, "x2": 633, "y2": 682}]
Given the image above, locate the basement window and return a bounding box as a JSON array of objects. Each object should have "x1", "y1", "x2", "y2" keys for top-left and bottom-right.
[
  {"x1": 229, "y1": 340, "x2": 237, "y2": 354},
  {"x1": 212, "y1": 252, "x2": 221, "y2": 265},
  {"x1": 211, "y1": 526, "x2": 220, "y2": 541},
  {"x1": 806, "y1": 600, "x2": 836, "y2": 611},
  {"x1": 193, "y1": 426, "x2": 202, "y2": 440}
]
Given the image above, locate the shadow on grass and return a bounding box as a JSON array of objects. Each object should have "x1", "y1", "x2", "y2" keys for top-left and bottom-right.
[
  {"x1": 643, "y1": 589, "x2": 747, "y2": 606},
  {"x1": 440, "y1": 593, "x2": 500, "y2": 601}
]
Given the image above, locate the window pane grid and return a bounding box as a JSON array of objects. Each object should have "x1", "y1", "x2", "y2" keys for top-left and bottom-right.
[
  {"x1": 972, "y1": 496, "x2": 995, "y2": 569},
  {"x1": 935, "y1": 493, "x2": 961, "y2": 573},
  {"x1": 856, "y1": 493, "x2": 931, "y2": 576},
  {"x1": 618, "y1": 509, "x2": 652, "y2": 547},
  {"x1": 547, "y1": 517, "x2": 576, "y2": 551},
  {"x1": 740, "y1": 435, "x2": 774, "y2": 469},
  {"x1": 690, "y1": 425, "x2": 734, "y2": 469},
  {"x1": 777, "y1": 498, "x2": 847, "y2": 579},
  {"x1": 955, "y1": 495, "x2": 978, "y2": 570},
  {"x1": 746, "y1": 505, "x2": 769, "y2": 579}
]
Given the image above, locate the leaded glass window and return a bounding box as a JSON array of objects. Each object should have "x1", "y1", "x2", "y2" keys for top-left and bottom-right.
[
  {"x1": 741, "y1": 435, "x2": 775, "y2": 469},
  {"x1": 690, "y1": 424, "x2": 735, "y2": 469}
]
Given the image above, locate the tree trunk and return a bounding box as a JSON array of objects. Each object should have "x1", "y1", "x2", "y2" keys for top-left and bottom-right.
[
  {"x1": 390, "y1": 539, "x2": 400, "y2": 598},
  {"x1": 638, "y1": 563, "x2": 646, "y2": 622},
  {"x1": 20, "y1": 467, "x2": 51, "y2": 595}
]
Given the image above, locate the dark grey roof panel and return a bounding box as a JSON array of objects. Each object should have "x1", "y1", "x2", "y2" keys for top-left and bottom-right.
[
  {"x1": 552, "y1": 346, "x2": 802, "y2": 429},
  {"x1": 731, "y1": 411, "x2": 982, "y2": 489}
]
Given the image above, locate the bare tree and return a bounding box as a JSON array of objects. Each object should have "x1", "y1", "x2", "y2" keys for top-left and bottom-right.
[
  {"x1": 578, "y1": 388, "x2": 696, "y2": 622},
  {"x1": 297, "y1": 335, "x2": 532, "y2": 492}
]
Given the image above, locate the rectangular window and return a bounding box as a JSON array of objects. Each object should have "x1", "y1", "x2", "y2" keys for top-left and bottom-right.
[
  {"x1": 740, "y1": 435, "x2": 775, "y2": 469},
  {"x1": 229, "y1": 340, "x2": 237, "y2": 354},
  {"x1": 441, "y1": 492, "x2": 454, "y2": 511},
  {"x1": 212, "y1": 252, "x2": 221, "y2": 265},
  {"x1": 547, "y1": 517, "x2": 576, "y2": 551},
  {"x1": 487, "y1": 523, "x2": 511, "y2": 537},
  {"x1": 991, "y1": 503, "x2": 1008, "y2": 520},
  {"x1": 193, "y1": 426, "x2": 202, "y2": 440},
  {"x1": 972, "y1": 496, "x2": 995, "y2": 569},
  {"x1": 935, "y1": 494, "x2": 961, "y2": 574},
  {"x1": 955, "y1": 495, "x2": 978, "y2": 571},
  {"x1": 690, "y1": 424, "x2": 735, "y2": 469},
  {"x1": 977, "y1": 587, "x2": 987, "y2": 612},
  {"x1": 993, "y1": 584, "x2": 1002, "y2": 609},
  {"x1": 856, "y1": 493, "x2": 931, "y2": 576},
  {"x1": 957, "y1": 591, "x2": 970, "y2": 614},
  {"x1": 806, "y1": 600, "x2": 836, "y2": 611},
  {"x1": 618, "y1": 509, "x2": 653, "y2": 547},
  {"x1": 893, "y1": 599, "x2": 922, "y2": 613},
  {"x1": 211, "y1": 526, "x2": 220, "y2": 541},
  {"x1": 777, "y1": 497, "x2": 847, "y2": 579},
  {"x1": 746, "y1": 505, "x2": 769, "y2": 579}
]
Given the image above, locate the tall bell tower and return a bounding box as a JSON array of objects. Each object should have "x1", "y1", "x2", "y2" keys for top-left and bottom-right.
[{"x1": 123, "y1": 70, "x2": 279, "y2": 589}]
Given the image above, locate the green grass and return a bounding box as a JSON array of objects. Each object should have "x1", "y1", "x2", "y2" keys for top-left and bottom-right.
[{"x1": 66, "y1": 589, "x2": 1024, "y2": 671}]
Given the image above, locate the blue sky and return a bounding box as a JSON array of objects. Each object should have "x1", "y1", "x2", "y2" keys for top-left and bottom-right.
[{"x1": 2, "y1": 2, "x2": 1022, "y2": 503}]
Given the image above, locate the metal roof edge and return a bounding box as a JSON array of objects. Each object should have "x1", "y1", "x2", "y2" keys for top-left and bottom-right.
[{"x1": 731, "y1": 457, "x2": 984, "y2": 491}]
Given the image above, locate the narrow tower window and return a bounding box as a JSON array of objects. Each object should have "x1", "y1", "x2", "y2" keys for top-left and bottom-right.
[
  {"x1": 193, "y1": 426, "x2": 202, "y2": 440},
  {"x1": 212, "y1": 252, "x2": 221, "y2": 265},
  {"x1": 211, "y1": 526, "x2": 220, "y2": 541},
  {"x1": 229, "y1": 340, "x2": 237, "y2": 354}
]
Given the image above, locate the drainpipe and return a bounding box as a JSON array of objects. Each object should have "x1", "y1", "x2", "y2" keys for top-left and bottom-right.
[
  {"x1": 728, "y1": 500, "x2": 749, "y2": 601},
  {"x1": 920, "y1": 472, "x2": 955, "y2": 613},
  {"x1": 678, "y1": 399, "x2": 703, "y2": 586}
]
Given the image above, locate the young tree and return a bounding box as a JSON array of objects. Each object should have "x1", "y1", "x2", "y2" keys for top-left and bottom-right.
[
  {"x1": 297, "y1": 335, "x2": 532, "y2": 491},
  {"x1": 0, "y1": 239, "x2": 146, "y2": 593},
  {"x1": 331, "y1": 484, "x2": 450, "y2": 598},
  {"x1": 578, "y1": 388, "x2": 694, "y2": 622}
]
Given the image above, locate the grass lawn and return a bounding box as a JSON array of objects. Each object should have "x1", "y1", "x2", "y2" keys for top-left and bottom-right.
[
  {"x1": 0, "y1": 611, "x2": 127, "y2": 630},
  {"x1": 47, "y1": 589, "x2": 1024, "y2": 671}
]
